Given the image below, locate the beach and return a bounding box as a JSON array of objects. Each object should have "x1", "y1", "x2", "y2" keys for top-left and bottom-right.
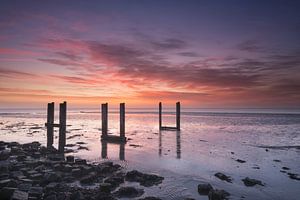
[{"x1": 1, "y1": 109, "x2": 300, "y2": 200}]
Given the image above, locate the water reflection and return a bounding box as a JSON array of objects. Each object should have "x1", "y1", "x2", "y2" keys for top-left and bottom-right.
[
  {"x1": 159, "y1": 130, "x2": 181, "y2": 159},
  {"x1": 101, "y1": 140, "x2": 125, "y2": 160}
]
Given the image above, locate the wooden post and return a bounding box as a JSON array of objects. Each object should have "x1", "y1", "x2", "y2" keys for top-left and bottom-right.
[
  {"x1": 102, "y1": 103, "x2": 108, "y2": 138},
  {"x1": 58, "y1": 101, "x2": 67, "y2": 153},
  {"x1": 159, "y1": 102, "x2": 162, "y2": 130},
  {"x1": 47, "y1": 102, "x2": 54, "y2": 148},
  {"x1": 176, "y1": 102, "x2": 180, "y2": 131},
  {"x1": 120, "y1": 103, "x2": 125, "y2": 138}
]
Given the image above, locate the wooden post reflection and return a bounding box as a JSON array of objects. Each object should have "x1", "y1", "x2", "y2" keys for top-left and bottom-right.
[
  {"x1": 159, "y1": 131, "x2": 162, "y2": 156},
  {"x1": 101, "y1": 140, "x2": 125, "y2": 160},
  {"x1": 176, "y1": 130, "x2": 181, "y2": 159}
]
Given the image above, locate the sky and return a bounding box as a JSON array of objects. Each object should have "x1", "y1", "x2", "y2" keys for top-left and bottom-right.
[{"x1": 0, "y1": 0, "x2": 300, "y2": 108}]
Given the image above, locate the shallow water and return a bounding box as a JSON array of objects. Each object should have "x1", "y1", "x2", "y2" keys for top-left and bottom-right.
[{"x1": 1, "y1": 108, "x2": 300, "y2": 200}]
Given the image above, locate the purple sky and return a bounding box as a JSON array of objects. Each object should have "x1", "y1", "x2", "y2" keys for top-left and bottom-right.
[{"x1": 0, "y1": 0, "x2": 300, "y2": 108}]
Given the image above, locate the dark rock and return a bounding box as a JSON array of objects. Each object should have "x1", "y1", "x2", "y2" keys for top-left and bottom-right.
[
  {"x1": 282, "y1": 167, "x2": 290, "y2": 170},
  {"x1": 104, "y1": 176, "x2": 124, "y2": 188},
  {"x1": 0, "y1": 187, "x2": 16, "y2": 200},
  {"x1": 242, "y1": 177, "x2": 264, "y2": 186},
  {"x1": 214, "y1": 173, "x2": 232, "y2": 183},
  {"x1": 138, "y1": 197, "x2": 162, "y2": 200},
  {"x1": 99, "y1": 183, "x2": 112, "y2": 193},
  {"x1": 45, "y1": 182, "x2": 58, "y2": 192},
  {"x1": 11, "y1": 190, "x2": 28, "y2": 200},
  {"x1": 44, "y1": 194, "x2": 57, "y2": 200},
  {"x1": 273, "y1": 159, "x2": 281, "y2": 162},
  {"x1": 62, "y1": 164, "x2": 72, "y2": 172},
  {"x1": 43, "y1": 172, "x2": 61, "y2": 183},
  {"x1": 80, "y1": 172, "x2": 97, "y2": 184},
  {"x1": 0, "y1": 179, "x2": 14, "y2": 188},
  {"x1": 71, "y1": 168, "x2": 82, "y2": 177},
  {"x1": 198, "y1": 183, "x2": 213, "y2": 195},
  {"x1": 114, "y1": 186, "x2": 144, "y2": 198},
  {"x1": 29, "y1": 173, "x2": 43, "y2": 180},
  {"x1": 64, "y1": 148, "x2": 74, "y2": 153},
  {"x1": 70, "y1": 191, "x2": 85, "y2": 200},
  {"x1": 0, "y1": 150, "x2": 10, "y2": 160},
  {"x1": 28, "y1": 186, "x2": 43, "y2": 199},
  {"x1": 235, "y1": 159, "x2": 246, "y2": 163},
  {"x1": 78, "y1": 146, "x2": 89, "y2": 151},
  {"x1": 208, "y1": 189, "x2": 230, "y2": 200},
  {"x1": 125, "y1": 170, "x2": 164, "y2": 187},
  {"x1": 66, "y1": 155, "x2": 74, "y2": 162},
  {"x1": 47, "y1": 154, "x2": 64, "y2": 161},
  {"x1": 75, "y1": 158, "x2": 86, "y2": 165},
  {"x1": 288, "y1": 173, "x2": 300, "y2": 181},
  {"x1": 18, "y1": 183, "x2": 32, "y2": 192}
]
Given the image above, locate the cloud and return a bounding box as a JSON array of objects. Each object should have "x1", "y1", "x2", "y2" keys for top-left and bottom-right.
[
  {"x1": 236, "y1": 40, "x2": 264, "y2": 53},
  {"x1": 150, "y1": 38, "x2": 187, "y2": 50},
  {"x1": 32, "y1": 38, "x2": 300, "y2": 107},
  {"x1": 0, "y1": 68, "x2": 36, "y2": 78}
]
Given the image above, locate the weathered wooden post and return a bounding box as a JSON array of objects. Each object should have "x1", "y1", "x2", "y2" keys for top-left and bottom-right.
[
  {"x1": 176, "y1": 102, "x2": 180, "y2": 131},
  {"x1": 120, "y1": 103, "x2": 125, "y2": 138},
  {"x1": 101, "y1": 103, "x2": 108, "y2": 138},
  {"x1": 58, "y1": 101, "x2": 67, "y2": 153},
  {"x1": 159, "y1": 102, "x2": 162, "y2": 130},
  {"x1": 46, "y1": 102, "x2": 54, "y2": 148}
]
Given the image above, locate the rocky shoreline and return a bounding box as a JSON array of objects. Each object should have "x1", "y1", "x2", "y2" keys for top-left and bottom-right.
[
  {"x1": 2, "y1": 140, "x2": 292, "y2": 200},
  {"x1": 0, "y1": 141, "x2": 165, "y2": 200}
]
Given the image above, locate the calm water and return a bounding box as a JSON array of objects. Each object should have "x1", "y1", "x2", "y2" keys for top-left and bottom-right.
[{"x1": 1, "y1": 108, "x2": 300, "y2": 200}]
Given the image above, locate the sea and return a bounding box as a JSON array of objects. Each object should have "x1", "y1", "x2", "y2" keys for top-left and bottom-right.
[{"x1": 1, "y1": 107, "x2": 300, "y2": 200}]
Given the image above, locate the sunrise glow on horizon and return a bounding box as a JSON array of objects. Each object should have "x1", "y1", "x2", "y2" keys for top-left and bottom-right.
[{"x1": 1, "y1": 1, "x2": 300, "y2": 109}]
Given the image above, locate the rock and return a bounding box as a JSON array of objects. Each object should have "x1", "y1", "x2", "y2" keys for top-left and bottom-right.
[
  {"x1": 273, "y1": 159, "x2": 281, "y2": 162},
  {"x1": 288, "y1": 173, "x2": 300, "y2": 181},
  {"x1": 114, "y1": 186, "x2": 144, "y2": 198},
  {"x1": 66, "y1": 155, "x2": 74, "y2": 162},
  {"x1": 45, "y1": 182, "x2": 58, "y2": 192},
  {"x1": 235, "y1": 159, "x2": 246, "y2": 163},
  {"x1": 198, "y1": 183, "x2": 213, "y2": 195},
  {"x1": 138, "y1": 197, "x2": 162, "y2": 200},
  {"x1": 0, "y1": 179, "x2": 13, "y2": 188},
  {"x1": 242, "y1": 177, "x2": 264, "y2": 186},
  {"x1": 77, "y1": 146, "x2": 89, "y2": 151},
  {"x1": 70, "y1": 191, "x2": 85, "y2": 200},
  {"x1": 71, "y1": 168, "x2": 82, "y2": 177},
  {"x1": 75, "y1": 158, "x2": 86, "y2": 165},
  {"x1": 28, "y1": 186, "x2": 43, "y2": 199},
  {"x1": 99, "y1": 183, "x2": 112, "y2": 193},
  {"x1": 47, "y1": 154, "x2": 64, "y2": 161},
  {"x1": 125, "y1": 170, "x2": 164, "y2": 187},
  {"x1": 104, "y1": 176, "x2": 124, "y2": 188},
  {"x1": 282, "y1": 167, "x2": 290, "y2": 170},
  {"x1": 44, "y1": 194, "x2": 57, "y2": 200},
  {"x1": 208, "y1": 189, "x2": 230, "y2": 200},
  {"x1": 62, "y1": 164, "x2": 72, "y2": 172},
  {"x1": 214, "y1": 173, "x2": 232, "y2": 183},
  {"x1": 0, "y1": 150, "x2": 10, "y2": 160},
  {"x1": 43, "y1": 172, "x2": 61, "y2": 183},
  {"x1": 80, "y1": 172, "x2": 97, "y2": 184},
  {"x1": 18, "y1": 183, "x2": 32, "y2": 192},
  {"x1": 0, "y1": 187, "x2": 16, "y2": 200},
  {"x1": 11, "y1": 190, "x2": 28, "y2": 200}
]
